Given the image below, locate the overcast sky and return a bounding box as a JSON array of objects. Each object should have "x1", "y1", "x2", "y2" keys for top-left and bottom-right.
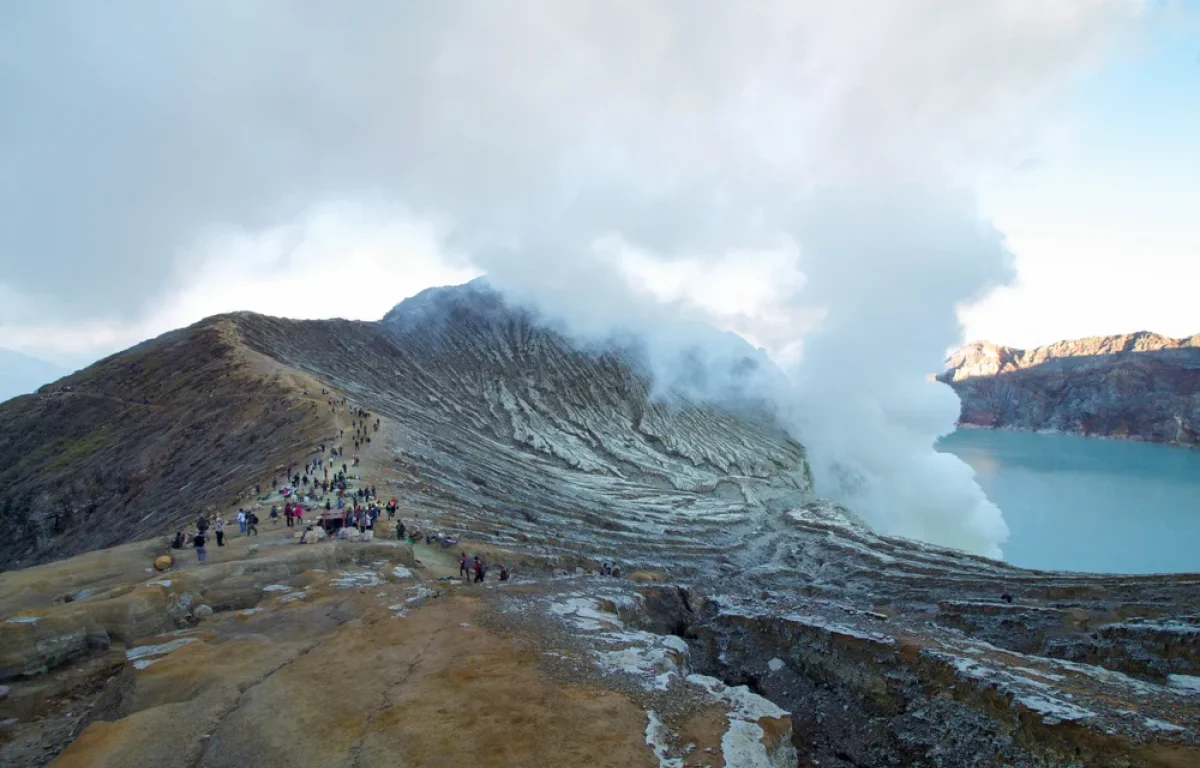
[{"x1": 1, "y1": 1, "x2": 1196, "y2": 371}]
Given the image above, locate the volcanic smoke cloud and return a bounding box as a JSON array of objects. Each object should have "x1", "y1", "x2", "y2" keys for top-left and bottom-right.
[{"x1": 0, "y1": 1, "x2": 1142, "y2": 556}]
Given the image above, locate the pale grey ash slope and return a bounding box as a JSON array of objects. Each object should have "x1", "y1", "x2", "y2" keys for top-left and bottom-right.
[{"x1": 233, "y1": 280, "x2": 813, "y2": 573}]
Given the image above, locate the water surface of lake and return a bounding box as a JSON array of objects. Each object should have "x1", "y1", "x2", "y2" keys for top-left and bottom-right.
[{"x1": 938, "y1": 428, "x2": 1200, "y2": 574}]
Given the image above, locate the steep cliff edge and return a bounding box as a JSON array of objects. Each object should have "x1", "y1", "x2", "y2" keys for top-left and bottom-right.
[{"x1": 940, "y1": 331, "x2": 1200, "y2": 444}]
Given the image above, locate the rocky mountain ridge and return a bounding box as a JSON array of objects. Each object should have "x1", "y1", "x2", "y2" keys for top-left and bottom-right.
[
  {"x1": 0, "y1": 281, "x2": 806, "y2": 570},
  {"x1": 941, "y1": 331, "x2": 1200, "y2": 444},
  {"x1": 1, "y1": 284, "x2": 1197, "y2": 766}
]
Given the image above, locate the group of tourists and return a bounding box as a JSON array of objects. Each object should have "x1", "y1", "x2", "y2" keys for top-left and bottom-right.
[
  {"x1": 599, "y1": 562, "x2": 622, "y2": 578},
  {"x1": 166, "y1": 396, "x2": 540, "y2": 595},
  {"x1": 172, "y1": 509, "x2": 260, "y2": 563},
  {"x1": 236, "y1": 508, "x2": 260, "y2": 536},
  {"x1": 269, "y1": 500, "x2": 309, "y2": 528},
  {"x1": 458, "y1": 552, "x2": 509, "y2": 583}
]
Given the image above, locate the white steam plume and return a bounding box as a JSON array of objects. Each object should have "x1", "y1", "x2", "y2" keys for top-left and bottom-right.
[
  {"x1": 1, "y1": 1, "x2": 1143, "y2": 555},
  {"x1": 781, "y1": 189, "x2": 1015, "y2": 555}
]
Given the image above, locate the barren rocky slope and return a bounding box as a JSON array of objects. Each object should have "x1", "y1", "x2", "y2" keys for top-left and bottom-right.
[
  {"x1": 940, "y1": 332, "x2": 1200, "y2": 444},
  {"x1": 0, "y1": 283, "x2": 1197, "y2": 766},
  {"x1": 0, "y1": 319, "x2": 338, "y2": 568}
]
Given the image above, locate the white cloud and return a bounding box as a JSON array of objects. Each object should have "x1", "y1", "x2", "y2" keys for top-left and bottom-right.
[
  {"x1": 960, "y1": 227, "x2": 1200, "y2": 348},
  {"x1": 0, "y1": 202, "x2": 478, "y2": 366},
  {"x1": 0, "y1": 1, "x2": 1149, "y2": 556}
]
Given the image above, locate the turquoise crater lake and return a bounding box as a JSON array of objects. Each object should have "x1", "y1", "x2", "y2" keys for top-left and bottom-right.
[{"x1": 937, "y1": 428, "x2": 1200, "y2": 574}]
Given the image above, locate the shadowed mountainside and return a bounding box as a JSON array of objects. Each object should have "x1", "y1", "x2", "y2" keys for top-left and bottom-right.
[
  {"x1": 0, "y1": 319, "x2": 337, "y2": 569},
  {"x1": 940, "y1": 332, "x2": 1200, "y2": 444}
]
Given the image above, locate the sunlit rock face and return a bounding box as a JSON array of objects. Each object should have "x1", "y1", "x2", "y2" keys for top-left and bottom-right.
[{"x1": 941, "y1": 332, "x2": 1200, "y2": 444}]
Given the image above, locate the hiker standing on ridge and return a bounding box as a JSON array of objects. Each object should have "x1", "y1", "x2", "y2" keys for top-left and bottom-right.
[
  {"x1": 194, "y1": 530, "x2": 207, "y2": 564},
  {"x1": 473, "y1": 556, "x2": 486, "y2": 584},
  {"x1": 246, "y1": 510, "x2": 259, "y2": 536},
  {"x1": 214, "y1": 518, "x2": 225, "y2": 547},
  {"x1": 196, "y1": 514, "x2": 209, "y2": 535},
  {"x1": 237, "y1": 509, "x2": 247, "y2": 534},
  {"x1": 459, "y1": 553, "x2": 470, "y2": 579}
]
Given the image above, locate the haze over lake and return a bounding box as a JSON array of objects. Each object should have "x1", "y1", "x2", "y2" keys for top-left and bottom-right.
[{"x1": 938, "y1": 429, "x2": 1200, "y2": 574}]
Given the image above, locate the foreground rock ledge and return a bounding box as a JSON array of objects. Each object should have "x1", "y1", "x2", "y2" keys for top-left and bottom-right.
[{"x1": 0, "y1": 529, "x2": 1196, "y2": 768}]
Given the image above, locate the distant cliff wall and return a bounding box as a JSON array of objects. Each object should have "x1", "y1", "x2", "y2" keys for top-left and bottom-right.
[{"x1": 940, "y1": 332, "x2": 1200, "y2": 444}]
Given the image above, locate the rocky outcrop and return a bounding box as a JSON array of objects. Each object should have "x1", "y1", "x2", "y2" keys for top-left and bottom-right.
[
  {"x1": 0, "y1": 540, "x2": 414, "y2": 684},
  {"x1": 940, "y1": 332, "x2": 1200, "y2": 443},
  {"x1": 0, "y1": 538, "x2": 800, "y2": 768}
]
